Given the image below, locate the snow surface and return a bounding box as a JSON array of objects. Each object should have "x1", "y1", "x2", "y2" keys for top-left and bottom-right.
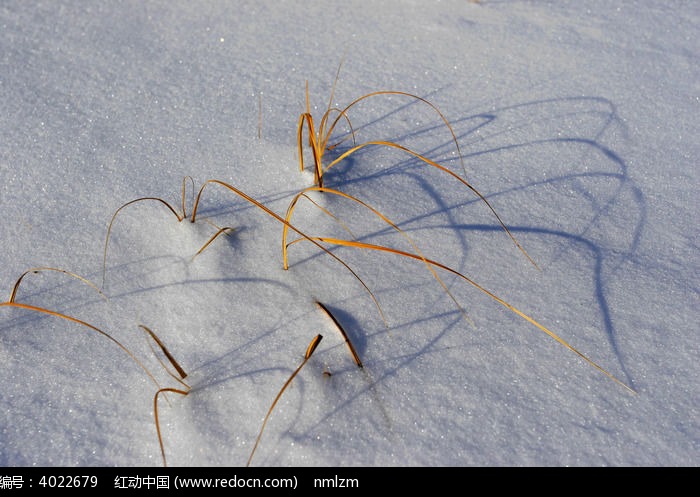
[{"x1": 0, "y1": 1, "x2": 697, "y2": 467}]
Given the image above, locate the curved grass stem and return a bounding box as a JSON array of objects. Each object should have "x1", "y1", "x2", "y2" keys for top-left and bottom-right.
[
  {"x1": 102, "y1": 197, "x2": 183, "y2": 289},
  {"x1": 154, "y1": 387, "x2": 190, "y2": 467},
  {"x1": 139, "y1": 324, "x2": 188, "y2": 381},
  {"x1": 297, "y1": 71, "x2": 537, "y2": 270},
  {"x1": 290, "y1": 237, "x2": 635, "y2": 394},
  {"x1": 0, "y1": 301, "x2": 161, "y2": 390},
  {"x1": 247, "y1": 334, "x2": 323, "y2": 467},
  {"x1": 325, "y1": 140, "x2": 540, "y2": 269},
  {"x1": 316, "y1": 301, "x2": 362, "y2": 368},
  {"x1": 284, "y1": 186, "x2": 474, "y2": 327},
  {"x1": 9, "y1": 267, "x2": 107, "y2": 304}
]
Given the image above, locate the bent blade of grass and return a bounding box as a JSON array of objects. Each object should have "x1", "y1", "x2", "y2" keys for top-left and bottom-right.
[
  {"x1": 293, "y1": 237, "x2": 635, "y2": 394},
  {"x1": 284, "y1": 186, "x2": 474, "y2": 327},
  {"x1": 299, "y1": 69, "x2": 536, "y2": 270},
  {"x1": 139, "y1": 324, "x2": 188, "y2": 380},
  {"x1": 102, "y1": 197, "x2": 184, "y2": 289},
  {"x1": 301, "y1": 62, "x2": 463, "y2": 185},
  {"x1": 190, "y1": 179, "x2": 388, "y2": 328},
  {"x1": 191, "y1": 224, "x2": 235, "y2": 261},
  {"x1": 0, "y1": 301, "x2": 161, "y2": 390},
  {"x1": 316, "y1": 301, "x2": 362, "y2": 368},
  {"x1": 324, "y1": 139, "x2": 540, "y2": 270},
  {"x1": 9, "y1": 267, "x2": 107, "y2": 304},
  {"x1": 247, "y1": 334, "x2": 323, "y2": 467},
  {"x1": 324, "y1": 89, "x2": 467, "y2": 178},
  {"x1": 154, "y1": 387, "x2": 190, "y2": 467},
  {"x1": 298, "y1": 75, "x2": 536, "y2": 269}
]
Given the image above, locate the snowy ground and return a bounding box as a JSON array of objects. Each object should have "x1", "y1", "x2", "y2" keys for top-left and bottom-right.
[{"x1": 0, "y1": 1, "x2": 697, "y2": 467}]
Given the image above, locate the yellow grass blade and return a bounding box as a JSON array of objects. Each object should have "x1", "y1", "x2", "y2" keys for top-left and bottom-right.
[
  {"x1": 102, "y1": 197, "x2": 183, "y2": 288},
  {"x1": 324, "y1": 89, "x2": 467, "y2": 178},
  {"x1": 0, "y1": 301, "x2": 161, "y2": 389},
  {"x1": 298, "y1": 111, "x2": 324, "y2": 187},
  {"x1": 294, "y1": 237, "x2": 635, "y2": 394},
  {"x1": 192, "y1": 225, "x2": 235, "y2": 260},
  {"x1": 325, "y1": 139, "x2": 540, "y2": 270},
  {"x1": 323, "y1": 108, "x2": 357, "y2": 152},
  {"x1": 305, "y1": 333, "x2": 323, "y2": 359},
  {"x1": 139, "y1": 324, "x2": 188, "y2": 380},
  {"x1": 153, "y1": 387, "x2": 190, "y2": 467},
  {"x1": 298, "y1": 112, "x2": 310, "y2": 174},
  {"x1": 316, "y1": 301, "x2": 362, "y2": 368},
  {"x1": 9, "y1": 267, "x2": 107, "y2": 304},
  {"x1": 247, "y1": 334, "x2": 323, "y2": 467}
]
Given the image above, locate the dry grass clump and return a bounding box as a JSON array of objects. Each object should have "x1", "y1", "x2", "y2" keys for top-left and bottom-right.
[{"x1": 1, "y1": 65, "x2": 635, "y2": 468}]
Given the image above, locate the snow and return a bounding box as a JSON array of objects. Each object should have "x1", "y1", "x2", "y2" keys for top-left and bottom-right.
[{"x1": 0, "y1": 1, "x2": 697, "y2": 467}]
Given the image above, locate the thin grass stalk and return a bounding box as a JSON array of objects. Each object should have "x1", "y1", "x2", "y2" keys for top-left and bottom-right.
[
  {"x1": 102, "y1": 197, "x2": 183, "y2": 288},
  {"x1": 10, "y1": 267, "x2": 107, "y2": 303},
  {"x1": 154, "y1": 387, "x2": 190, "y2": 467},
  {"x1": 284, "y1": 186, "x2": 474, "y2": 326},
  {"x1": 323, "y1": 90, "x2": 467, "y2": 178},
  {"x1": 316, "y1": 301, "x2": 362, "y2": 367},
  {"x1": 246, "y1": 334, "x2": 323, "y2": 467},
  {"x1": 0, "y1": 301, "x2": 161, "y2": 389},
  {"x1": 290, "y1": 236, "x2": 635, "y2": 394},
  {"x1": 139, "y1": 325, "x2": 188, "y2": 380},
  {"x1": 324, "y1": 140, "x2": 539, "y2": 269}
]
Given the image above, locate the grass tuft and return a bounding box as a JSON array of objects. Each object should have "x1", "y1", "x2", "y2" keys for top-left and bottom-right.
[
  {"x1": 297, "y1": 64, "x2": 539, "y2": 269},
  {"x1": 2, "y1": 62, "x2": 637, "y2": 469}
]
